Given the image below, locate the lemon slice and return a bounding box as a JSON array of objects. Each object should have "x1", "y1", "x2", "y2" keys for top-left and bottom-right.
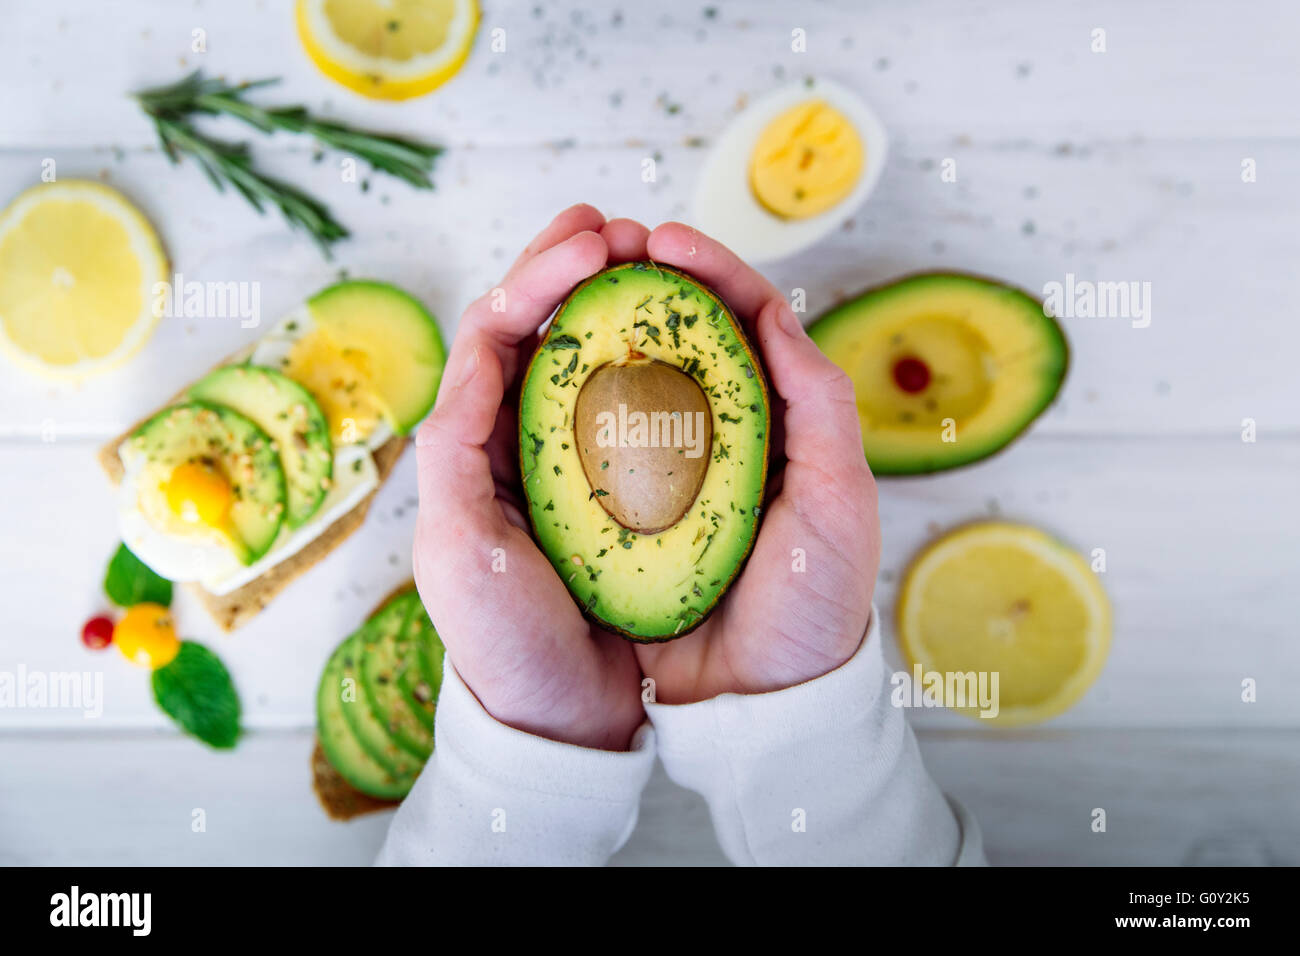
[
  {"x1": 296, "y1": 0, "x2": 479, "y2": 100},
  {"x1": 897, "y1": 522, "x2": 1111, "y2": 726},
  {"x1": 0, "y1": 181, "x2": 167, "y2": 381}
]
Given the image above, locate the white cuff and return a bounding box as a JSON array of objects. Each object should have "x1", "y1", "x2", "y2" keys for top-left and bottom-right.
[
  {"x1": 376, "y1": 657, "x2": 656, "y2": 866},
  {"x1": 646, "y1": 608, "x2": 982, "y2": 866}
]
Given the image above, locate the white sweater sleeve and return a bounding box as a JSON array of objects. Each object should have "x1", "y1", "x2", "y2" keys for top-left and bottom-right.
[
  {"x1": 645, "y1": 609, "x2": 985, "y2": 866},
  {"x1": 375, "y1": 659, "x2": 657, "y2": 866}
]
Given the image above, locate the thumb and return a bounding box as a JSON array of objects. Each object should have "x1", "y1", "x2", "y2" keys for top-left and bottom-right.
[
  {"x1": 416, "y1": 336, "x2": 506, "y2": 525},
  {"x1": 755, "y1": 298, "x2": 873, "y2": 491}
]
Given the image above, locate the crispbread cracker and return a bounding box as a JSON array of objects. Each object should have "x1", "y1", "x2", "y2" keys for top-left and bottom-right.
[{"x1": 98, "y1": 345, "x2": 410, "y2": 631}]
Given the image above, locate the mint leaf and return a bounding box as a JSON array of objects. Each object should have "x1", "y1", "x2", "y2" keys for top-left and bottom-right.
[
  {"x1": 104, "y1": 543, "x2": 173, "y2": 607},
  {"x1": 152, "y1": 642, "x2": 241, "y2": 749}
]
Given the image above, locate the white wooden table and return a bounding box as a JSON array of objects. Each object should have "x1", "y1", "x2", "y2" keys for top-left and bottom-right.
[{"x1": 2, "y1": 0, "x2": 1297, "y2": 866}]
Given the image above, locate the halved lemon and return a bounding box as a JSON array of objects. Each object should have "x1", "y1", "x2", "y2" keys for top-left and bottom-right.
[
  {"x1": 897, "y1": 521, "x2": 1111, "y2": 727},
  {"x1": 0, "y1": 181, "x2": 168, "y2": 381},
  {"x1": 296, "y1": 0, "x2": 479, "y2": 101}
]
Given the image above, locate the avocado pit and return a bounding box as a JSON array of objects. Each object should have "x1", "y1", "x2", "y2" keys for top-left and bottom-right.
[{"x1": 573, "y1": 359, "x2": 712, "y2": 535}]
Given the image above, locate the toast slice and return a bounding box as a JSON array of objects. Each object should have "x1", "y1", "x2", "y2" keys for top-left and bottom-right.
[{"x1": 98, "y1": 344, "x2": 409, "y2": 631}]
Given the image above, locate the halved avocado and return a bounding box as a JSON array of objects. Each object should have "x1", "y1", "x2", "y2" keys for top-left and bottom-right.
[
  {"x1": 127, "y1": 401, "x2": 286, "y2": 563},
  {"x1": 808, "y1": 272, "x2": 1068, "y2": 474},
  {"x1": 188, "y1": 364, "x2": 332, "y2": 528},
  {"x1": 518, "y1": 262, "x2": 770, "y2": 642},
  {"x1": 299, "y1": 280, "x2": 447, "y2": 437}
]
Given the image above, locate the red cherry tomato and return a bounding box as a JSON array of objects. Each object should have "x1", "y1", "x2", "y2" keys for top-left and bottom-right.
[{"x1": 81, "y1": 615, "x2": 115, "y2": 650}]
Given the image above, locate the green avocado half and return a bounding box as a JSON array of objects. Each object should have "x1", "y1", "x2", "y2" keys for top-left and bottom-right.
[
  {"x1": 518, "y1": 262, "x2": 770, "y2": 642},
  {"x1": 808, "y1": 271, "x2": 1069, "y2": 475}
]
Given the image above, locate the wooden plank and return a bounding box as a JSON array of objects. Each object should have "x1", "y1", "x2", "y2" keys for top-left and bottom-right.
[
  {"x1": 4, "y1": 0, "x2": 1299, "y2": 149},
  {"x1": 2, "y1": 137, "x2": 1299, "y2": 435},
  {"x1": 0, "y1": 730, "x2": 727, "y2": 866},
  {"x1": 1, "y1": 436, "x2": 1295, "y2": 729},
  {"x1": 2, "y1": 728, "x2": 1294, "y2": 865},
  {"x1": 920, "y1": 729, "x2": 1300, "y2": 865}
]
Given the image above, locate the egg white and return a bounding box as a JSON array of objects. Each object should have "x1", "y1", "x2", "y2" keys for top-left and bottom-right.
[
  {"x1": 118, "y1": 441, "x2": 380, "y2": 595},
  {"x1": 249, "y1": 307, "x2": 394, "y2": 452},
  {"x1": 692, "y1": 77, "x2": 889, "y2": 263}
]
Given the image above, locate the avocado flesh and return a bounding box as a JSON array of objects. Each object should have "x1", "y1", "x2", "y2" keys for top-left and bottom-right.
[
  {"x1": 519, "y1": 262, "x2": 770, "y2": 642},
  {"x1": 188, "y1": 365, "x2": 333, "y2": 528},
  {"x1": 337, "y1": 609, "x2": 424, "y2": 780},
  {"x1": 128, "y1": 401, "x2": 286, "y2": 564},
  {"x1": 398, "y1": 609, "x2": 444, "y2": 734},
  {"x1": 316, "y1": 588, "x2": 445, "y2": 799},
  {"x1": 809, "y1": 272, "x2": 1068, "y2": 475},
  {"x1": 360, "y1": 591, "x2": 437, "y2": 759},
  {"x1": 303, "y1": 280, "x2": 447, "y2": 436},
  {"x1": 317, "y1": 633, "x2": 412, "y2": 800}
]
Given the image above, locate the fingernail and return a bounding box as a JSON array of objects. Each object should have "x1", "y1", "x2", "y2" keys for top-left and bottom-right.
[
  {"x1": 776, "y1": 302, "x2": 806, "y2": 338},
  {"x1": 453, "y1": 346, "x2": 481, "y2": 388}
]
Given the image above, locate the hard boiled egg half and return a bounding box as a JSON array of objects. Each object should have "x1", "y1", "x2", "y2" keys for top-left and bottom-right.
[{"x1": 692, "y1": 78, "x2": 888, "y2": 263}]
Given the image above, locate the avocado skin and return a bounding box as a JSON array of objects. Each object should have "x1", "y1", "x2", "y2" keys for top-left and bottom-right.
[
  {"x1": 808, "y1": 270, "x2": 1070, "y2": 476},
  {"x1": 518, "y1": 262, "x2": 771, "y2": 643}
]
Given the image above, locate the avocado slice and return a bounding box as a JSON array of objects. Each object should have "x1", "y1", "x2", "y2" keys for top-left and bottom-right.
[
  {"x1": 336, "y1": 606, "x2": 424, "y2": 780},
  {"x1": 396, "y1": 599, "x2": 444, "y2": 734},
  {"x1": 316, "y1": 632, "x2": 414, "y2": 800},
  {"x1": 809, "y1": 272, "x2": 1068, "y2": 475},
  {"x1": 299, "y1": 280, "x2": 447, "y2": 437},
  {"x1": 359, "y1": 591, "x2": 437, "y2": 759},
  {"x1": 127, "y1": 401, "x2": 286, "y2": 564},
  {"x1": 315, "y1": 589, "x2": 446, "y2": 801},
  {"x1": 188, "y1": 365, "x2": 333, "y2": 528},
  {"x1": 518, "y1": 262, "x2": 771, "y2": 642}
]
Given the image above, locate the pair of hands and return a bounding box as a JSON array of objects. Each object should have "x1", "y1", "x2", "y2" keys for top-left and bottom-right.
[{"x1": 413, "y1": 205, "x2": 880, "y2": 751}]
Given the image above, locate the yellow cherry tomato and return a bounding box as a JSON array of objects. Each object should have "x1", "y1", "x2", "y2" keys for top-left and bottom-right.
[{"x1": 114, "y1": 603, "x2": 181, "y2": 669}]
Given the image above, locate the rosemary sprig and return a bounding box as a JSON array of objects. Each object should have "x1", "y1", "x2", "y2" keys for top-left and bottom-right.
[
  {"x1": 151, "y1": 114, "x2": 349, "y2": 254},
  {"x1": 136, "y1": 72, "x2": 443, "y2": 189}
]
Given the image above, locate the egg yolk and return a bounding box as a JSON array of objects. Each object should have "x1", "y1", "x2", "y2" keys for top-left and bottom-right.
[
  {"x1": 749, "y1": 99, "x2": 864, "y2": 220},
  {"x1": 281, "y1": 329, "x2": 386, "y2": 444},
  {"x1": 164, "y1": 461, "x2": 232, "y2": 528}
]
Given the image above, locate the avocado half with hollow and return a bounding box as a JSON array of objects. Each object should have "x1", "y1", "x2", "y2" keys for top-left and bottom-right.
[
  {"x1": 808, "y1": 272, "x2": 1068, "y2": 475},
  {"x1": 519, "y1": 262, "x2": 770, "y2": 642}
]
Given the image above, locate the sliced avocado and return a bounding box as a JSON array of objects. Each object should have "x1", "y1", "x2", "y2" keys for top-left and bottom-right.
[
  {"x1": 337, "y1": 609, "x2": 424, "y2": 781},
  {"x1": 359, "y1": 591, "x2": 434, "y2": 760},
  {"x1": 397, "y1": 599, "x2": 444, "y2": 733},
  {"x1": 302, "y1": 280, "x2": 447, "y2": 436},
  {"x1": 809, "y1": 272, "x2": 1068, "y2": 475},
  {"x1": 128, "y1": 401, "x2": 286, "y2": 564},
  {"x1": 316, "y1": 632, "x2": 413, "y2": 800},
  {"x1": 518, "y1": 262, "x2": 771, "y2": 642},
  {"x1": 188, "y1": 365, "x2": 333, "y2": 528}
]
